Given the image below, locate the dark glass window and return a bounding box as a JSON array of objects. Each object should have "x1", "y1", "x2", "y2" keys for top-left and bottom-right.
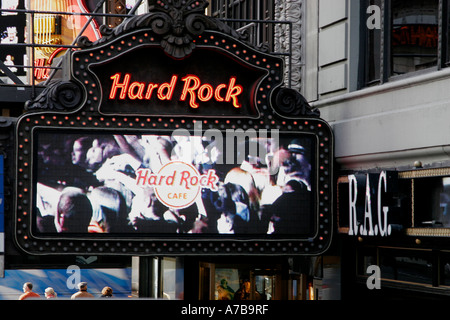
[
  {"x1": 414, "y1": 176, "x2": 450, "y2": 228},
  {"x1": 356, "y1": 247, "x2": 377, "y2": 276},
  {"x1": 365, "y1": 0, "x2": 382, "y2": 85},
  {"x1": 380, "y1": 249, "x2": 433, "y2": 285},
  {"x1": 363, "y1": 0, "x2": 443, "y2": 87},
  {"x1": 440, "y1": 253, "x2": 450, "y2": 286},
  {"x1": 391, "y1": 0, "x2": 439, "y2": 76}
]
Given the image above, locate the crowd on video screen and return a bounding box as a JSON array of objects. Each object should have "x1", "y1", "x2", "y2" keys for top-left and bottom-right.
[{"x1": 34, "y1": 131, "x2": 314, "y2": 236}]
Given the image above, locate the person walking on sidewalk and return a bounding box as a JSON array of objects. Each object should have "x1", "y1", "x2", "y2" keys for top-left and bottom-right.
[
  {"x1": 71, "y1": 282, "x2": 94, "y2": 299},
  {"x1": 19, "y1": 282, "x2": 41, "y2": 300}
]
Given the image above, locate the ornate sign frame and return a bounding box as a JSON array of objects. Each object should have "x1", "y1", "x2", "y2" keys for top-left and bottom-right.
[{"x1": 14, "y1": 0, "x2": 333, "y2": 256}]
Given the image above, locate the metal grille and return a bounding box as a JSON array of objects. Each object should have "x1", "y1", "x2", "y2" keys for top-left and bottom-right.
[
  {"x1": 210, "y1": 0, "x2": 275, "y2": 50},
  {"x1": 209, "y1": 0, "x2": 295, "y2": 88}
]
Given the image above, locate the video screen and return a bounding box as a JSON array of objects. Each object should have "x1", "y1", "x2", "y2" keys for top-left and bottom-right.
[
  {"x1": 33, "y1": 129, "x2": 316, "y2": 238},
  {"x1": 0, "y1": 0, "x2": 26, "y2": 77}
]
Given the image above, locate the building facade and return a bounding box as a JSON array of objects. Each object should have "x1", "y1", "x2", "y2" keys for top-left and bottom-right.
[
  {"x1": 305, "y1": 0, "x2": 450, "y2": 299},
  {"x1": 4, "y1": 0, "x2": 449, "y2": 301},
  {"x1": 0, "y1": 0, "x2": 337, "y2": 302}
]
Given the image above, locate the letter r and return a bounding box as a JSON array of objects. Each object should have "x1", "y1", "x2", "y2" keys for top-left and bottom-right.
[
  {"x1": 348, "y1": 175, "x2": 358, "y2": 236},
  {"x1": 180, "y1": 75, "x2": 201, "y2": 108}
]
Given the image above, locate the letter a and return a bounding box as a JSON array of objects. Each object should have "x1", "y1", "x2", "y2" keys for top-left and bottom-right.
[
  {"x1": 366, "y1": 265, "x2": 381, "y2": 290},
  {"x1": 363, "y1": 174, "x2": 374, "y2": 236},
  {"x1": 66, "y1": 265, "x2": 81, "y2": 290},
  {"x1": 158, "y1": 75, "x2": 177, "y2": 100},
  {"x1": 367, "y1": 5, "x2": 381, "y2": 30}
]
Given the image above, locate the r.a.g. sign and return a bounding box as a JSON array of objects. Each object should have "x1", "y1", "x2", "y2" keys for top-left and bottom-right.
[{"x1": 344, "y1": 172, "x2": 399, "y2": 237}]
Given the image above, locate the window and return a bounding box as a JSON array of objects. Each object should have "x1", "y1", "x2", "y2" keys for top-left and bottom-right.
[
  {"x1": 413, "y1": 176, "x2": 450, "y2": 228},
  {"x1": 363, "y1": 0, "x2": 443, "y2": 87},
  {"x1": 215, "y1": 267, "x2": 281, "y2": 300},
  {"x1": 357, "y1": 247, "x2": 378, "y2": 276},
  {"x1": 162, "y1": 257, "x2": 184, "y2": 300},
  {"x1": 357, "y1": 248, "x2": 450, "y2": 293},
  {"x1": 391, "y1": 0, "x2": 439, "y2": 76},
  {"x1": 365, "y1": 0, "x2": 382, "y2": 85},
  {"x1": 441, "y1": 253, "x2": 450, "y2": 286},
  {"x1": 379, "y1": 248, "x2": 433, "y2": 285}
]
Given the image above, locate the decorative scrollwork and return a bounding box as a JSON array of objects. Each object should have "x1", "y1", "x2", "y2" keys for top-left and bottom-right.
[
  {"x1": 25, "y1": 80, "x2": 83, "y2": 111},
  {"x1": 273, "y1": 87, "x2": 320, "y2": 118}
]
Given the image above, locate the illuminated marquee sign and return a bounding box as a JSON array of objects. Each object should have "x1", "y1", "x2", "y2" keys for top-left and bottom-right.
[
  {"x1": 108, "y1": 73, "x2": 243, "y2": 109},
  {"x1": 14, "y1": 0, "x2": 334, "y2": 256},
  {"x1": 89, "y1": 45, "x2": 264, "y2": 117}
]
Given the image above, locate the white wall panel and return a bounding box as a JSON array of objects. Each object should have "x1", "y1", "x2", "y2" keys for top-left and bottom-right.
[
  {"x1": 319, "y1": 0, "x2": 347, "y2": 27},
  {"x1": 319, "y1": 22, "x2": 347, "y2": 67},
  {"x1": 318, "y1": 63, "x2": 347, "y2": 94}
]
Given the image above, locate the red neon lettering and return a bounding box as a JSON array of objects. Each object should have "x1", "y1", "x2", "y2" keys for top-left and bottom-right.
[
  {"x1": 109, "y1": 73, "x2": 130, "y2": 99},
  {"x1": 35, "y1": 47, "x2": 66, "y2": 81},
  {"x1": 145, "y1": 83, "x2": 158, "y2": 99},
  {"x1": 180, "y1": 75, "x2": 243, "y2": 109},
  {"x1": 157, "y1": 75, "x2": 177, "y2": 100},
  {"x1": 180, "y1": 75, "x2": 201, "y2": 108},
  {"x1": 214, "y1": 84, "x2": 227, "y2": 102},
  {"x1": 109, "y1": 73, "x2": 243, "y2": 109},
  {"x1": 128, "y1": 82, "x2": 146, "y2": 99},
  {"x1": 393, "y1": 25, "x2": 438, "y2": 48},
  {"x1": 34, "y1": 59, "x2": 45, "y2": 80},
  {"x1": 225, "y1": 77, "x2": 243, "y2": 108},
  {"x1": 198, "y1": 84, "x2": 214, "y2": 102}
]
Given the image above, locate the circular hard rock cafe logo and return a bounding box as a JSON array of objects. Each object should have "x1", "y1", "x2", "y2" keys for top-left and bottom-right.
[{"x1": 135, "y1": 161, "x2": 219, "y2": 209}]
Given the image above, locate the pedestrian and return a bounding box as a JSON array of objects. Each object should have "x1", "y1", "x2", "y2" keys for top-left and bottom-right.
[
  {"x1": 44, "y1": 287, "x2": 57, "y2": 299},
  {"x1": 100, "y1": 286, "x2": 113, "y2": 298},
  {"x1": 19, "y1": 282, "x2": 41, "y2": 300},
  {"x1": 233, "y1": 279, "x2": 261, "y2": 301},
  {"x1": 71, "y1": 282, "x2": 94, "y2": 299}
]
